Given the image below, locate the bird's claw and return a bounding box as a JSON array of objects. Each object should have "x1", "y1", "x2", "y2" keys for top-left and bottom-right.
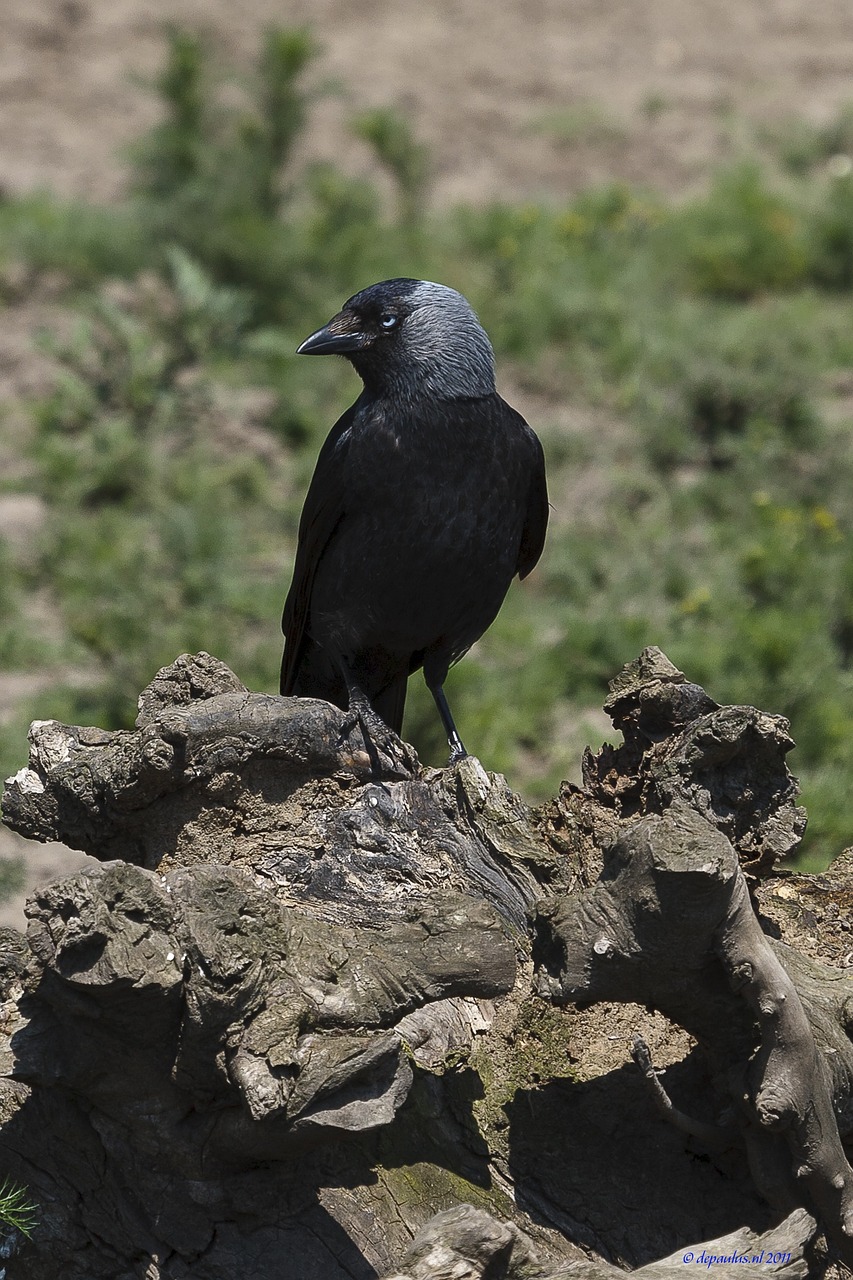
[{"x1": 338, "y1": 706, "x2": 418, "y2": 780}]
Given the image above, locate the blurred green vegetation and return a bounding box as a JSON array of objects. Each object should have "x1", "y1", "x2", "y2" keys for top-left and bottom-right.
[{"x1": 3, "y1": 29, "x2": 853, "y2": 868}]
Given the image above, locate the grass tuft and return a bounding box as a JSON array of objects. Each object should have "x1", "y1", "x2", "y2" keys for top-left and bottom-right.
[{"x1": 0, "y1": 1179, "x2": 38, "y2": 1239}]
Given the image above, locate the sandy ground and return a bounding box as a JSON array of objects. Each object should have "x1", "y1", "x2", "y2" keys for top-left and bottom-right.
[
  {"x1": 2, "y1": 1, "x2": 853, "y2": 208},
  {"x1": 3, "y1": 0, "x2": 853, "y2": 926}
]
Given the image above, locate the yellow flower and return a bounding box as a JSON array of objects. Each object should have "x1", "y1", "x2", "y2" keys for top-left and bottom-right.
[
  {"x1": 555, "y1": 212, "x2": 587, "y2": 239},
  {"x1": 680, "y1": 586, "x2": 712, "y2": 616},
  {"x1": 812, "y1": 506, "x2": 842, "y2": 540}
]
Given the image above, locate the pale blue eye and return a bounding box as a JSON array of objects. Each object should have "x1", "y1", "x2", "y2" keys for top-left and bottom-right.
[{"x1": 380, "y1": 314, "x2": 398, "y2": 329}]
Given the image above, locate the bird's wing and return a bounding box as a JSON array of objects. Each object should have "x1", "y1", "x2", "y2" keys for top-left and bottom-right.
[
  {"x1": 516, "y1": 424, "x2": 549, "y2": 580},
  {"x1": 280, "y1": 402, "x2": 356, "y2": 695}
]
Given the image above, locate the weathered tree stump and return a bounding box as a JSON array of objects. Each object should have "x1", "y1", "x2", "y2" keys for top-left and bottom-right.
[{"x1": 0, "y1": 648, "x2": 851, "y2": 1278}]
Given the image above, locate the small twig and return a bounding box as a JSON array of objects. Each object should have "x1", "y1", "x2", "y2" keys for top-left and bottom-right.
[{"x1": 631, "y1": 1035, "x2": 737, "y2": 1152}]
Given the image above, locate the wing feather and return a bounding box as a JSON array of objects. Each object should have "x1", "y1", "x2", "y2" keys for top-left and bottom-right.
[
  {"x1": 279, "y1": 401, "x2": 357, "y2": 694},
  {"x1": 515, "y1": 417, "x2": 549, "y2": 580}
]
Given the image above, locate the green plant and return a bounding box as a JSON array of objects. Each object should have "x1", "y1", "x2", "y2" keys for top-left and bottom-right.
[
  {"x1": 133, "y1": 28, "x2": 208, "y2": 201},
  {"x1": 0, "y1": 194, "x2": 149, "y2": 283},
  {"x1": 633, "y1": 298, "x2": 819, "y2": 470},
  {"x1": 526, "y1": 102, "x2": 625, "y2": 147},
  {"x1": 0, "y1": 857, "x2": 25, "y2": 903},
  {"x1": 766, "y1": 104, "x2": 853, "y2": 176},
  {"x1": 641, "y1": 92, "x2": 669, "y2": 122},
  {"x1": 673, "y1": 163, "x2": 808, "y2": 298},
  {"x1": 128, "y1": 25, "x2": 321, "y2": 318},
  {"x1": 353, "y1": 107, "x2": 431, "y2": 229},
  {"x1": 0, "y1": 1179, "x2": 38, "y2": 1238},
  {"x1": 28, "y1": 265, "x2": 287, "y2": 723},
  {"x1": 807, "y1": 173, "x2": 853, "y2": 289},
  {"x1": 251, "y1": 27, "x2": 318, "y2": 212}
]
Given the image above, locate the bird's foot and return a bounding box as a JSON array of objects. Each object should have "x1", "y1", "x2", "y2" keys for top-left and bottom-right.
[
  {"x1": 446, "y1": 726, "x2": 468, "y2": 767},
  {"x1": 428, "y1": 683, "x2": 468, "y2": 770},
  {"x1": 338, "y1": 703, "x2": 418, "y2": 780}
]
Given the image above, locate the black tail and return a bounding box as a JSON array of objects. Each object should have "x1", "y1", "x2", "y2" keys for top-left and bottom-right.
[
  {"x1": 371, "y1": 675, "x2": 408, "y2": 736},
  {"x1": 282, "y1": 637, "x2": 347, "y2": 709},
  {"x1": 282, "y1": 639, "x2": 408, "y2": 735}
]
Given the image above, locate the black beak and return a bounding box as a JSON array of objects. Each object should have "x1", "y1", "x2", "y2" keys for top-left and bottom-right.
[{"x1": 296, "y1": 314, "x2": 371, "y2": 356}]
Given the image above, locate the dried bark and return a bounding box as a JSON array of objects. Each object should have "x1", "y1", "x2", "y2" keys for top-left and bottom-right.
[
  {"x1": 0, "y1": 648, "x2": 850, "y2": 1278},
  {"x1": 384, "y1": 1203, "x2": 816, "y2": 1279}
]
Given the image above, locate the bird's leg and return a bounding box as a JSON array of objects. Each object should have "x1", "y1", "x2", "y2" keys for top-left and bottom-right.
[
  {"x1": 429, "y1": 682, "x2": 468, "y2": 766},
  {"x1": 338, "y1": 681, "x2": 384, "y2": 775},
  {"x1": 338, "y1": 671, "x2": 416, "y2": 779}
]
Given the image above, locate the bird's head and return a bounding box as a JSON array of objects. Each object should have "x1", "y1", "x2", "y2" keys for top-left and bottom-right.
[{"x1": 296, "y1": 279, "x2": 496, "y2": 400}]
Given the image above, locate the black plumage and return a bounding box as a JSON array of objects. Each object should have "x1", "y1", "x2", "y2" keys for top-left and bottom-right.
[{"x1": 280, "y1": 278, "x2": 548, "y2": 765}]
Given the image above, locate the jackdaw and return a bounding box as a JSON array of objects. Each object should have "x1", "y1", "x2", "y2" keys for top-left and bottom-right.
[{"x1": 280, "y1": 277, "x2": 548, "y2": 768}]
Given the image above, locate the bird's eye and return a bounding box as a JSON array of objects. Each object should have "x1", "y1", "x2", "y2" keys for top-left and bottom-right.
[{"x1": 380, "y1": 313, "x2": 398, "y2": 329}]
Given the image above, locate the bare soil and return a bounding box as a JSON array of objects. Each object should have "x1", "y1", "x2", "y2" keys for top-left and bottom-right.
[{"x1": 2, "y1": 0, "x2": 853, "y2": 208}]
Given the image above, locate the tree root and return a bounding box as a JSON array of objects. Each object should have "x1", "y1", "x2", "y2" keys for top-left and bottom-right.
[
  {"x1": 534, "y1": 648, "x2": 853, "y2": 1270},
  {"x1": 1, "y1": 648, "x2": 851, "y2": 1276}
]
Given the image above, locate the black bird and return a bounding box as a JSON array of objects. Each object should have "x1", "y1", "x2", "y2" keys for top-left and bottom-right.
[{"x1": 280, "y1": 278, "x2": 548, "y2": 767}]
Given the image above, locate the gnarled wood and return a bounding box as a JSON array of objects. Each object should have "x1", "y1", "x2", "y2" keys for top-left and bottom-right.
[
  {"x1": 383, "y1": 1204, "x2": 816, "y2": 1279},
  {"x1": 0, "y1": 649, "x2": 851, "y2": 1277}
]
